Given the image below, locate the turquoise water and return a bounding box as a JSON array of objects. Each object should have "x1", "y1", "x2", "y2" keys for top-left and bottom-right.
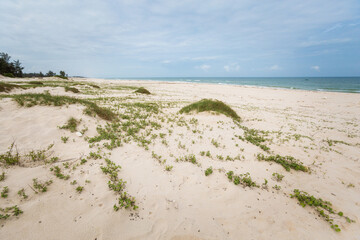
[{"x1": 108, "y1": 77, "x2": 360, "y2": 93}]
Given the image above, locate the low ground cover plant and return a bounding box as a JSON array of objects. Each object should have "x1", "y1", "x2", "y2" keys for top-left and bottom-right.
[
  {"x1": 0, "y1": 143, "x2": 20, "y2": 165},
  {"x1": 17, "y1": 188, "x2": 28, "y2": 199},
  {"x1": 0, "y1": 172, "x2": 5, "y2": 181},
  {"x1": 176, "y1": 154, "x2": 198, "y2": 164},
  {"x1": 51, "y1": 166, "x2": 70, "y2": 180},
  {"x1": 236, "y1": 126, "x2": 270, "y2": 152},
  {"x1": 227, "y1": 171, "x2": 259, "y2": 188},
  {"x1": 205, "y1": 167, "x2": 213, "y2": 176},
  {"x1": 32, "y1": 178, "x2": 53, "y2": 193},
  {"x1": 272, "y1": 172, "x2": 284, "y2": 182},
  {"x1": 257, "y1": 153, "x2": 308, "y2": 172},
  {"x1": 290, "y1": 189, "x2": 354, "y2": 232},
  {"x1": 0, "y1": 205, "x2": 23, "y2": 220},
  {"x1": 1, "y1": 186, "x2": 9, "y2": 198},
  {"x1": 59, "y1": 117, "x2": 80, "y2": 132},
  {"x1": 101, "y1": 158, "x2": 138, "y2": 211}
]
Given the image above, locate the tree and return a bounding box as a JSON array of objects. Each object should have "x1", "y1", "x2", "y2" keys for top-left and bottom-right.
[
  {"x1": 46, "y1": 71, "x2": 55, "y2": 77},
  {"x1": 0, "y1": 52, "x2": 11, "y2": 74},
  {"x1": 0, "y1": 52, "x2": 11, "y2": 63},
  {"x1": 59, "y1": 70, "x2": 66, "y2": 78},
  {"x1": 0, "y1": 52, "x2": 23, "y2": 77},
  {"x1": 13, "y1": 60, "x2": 24, "y2": 77}
]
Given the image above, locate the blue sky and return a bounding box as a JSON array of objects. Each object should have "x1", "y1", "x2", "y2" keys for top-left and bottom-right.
[{"x1": 0, "y1": 0, "x2": 359, "y2": 77}]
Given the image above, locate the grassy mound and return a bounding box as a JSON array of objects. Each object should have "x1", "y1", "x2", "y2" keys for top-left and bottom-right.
[
  {"x1": 1, "y1": 93, "x2": 117, "y2": 121},
  {"x1": 0, "y1": 82, "x2": 24, "y2": 92},
  {"x1": 64, "y1": 86, "x2": 80, "y2": 93},
  {"x1": 55, "y1": 75, "x2": 68, "y2": 80},
  {"x1": 89, "y1": 84, "x2": 100, "y2": 89},
  {"x1": 135, "y1": 87, "x2": 151, "y2": 95},
  {"x1": 29, "y1": 81, "x2": 44, "y2": 85},
  {"x1": 179, "y1": 99, "x2": 240, "y2": 120}
]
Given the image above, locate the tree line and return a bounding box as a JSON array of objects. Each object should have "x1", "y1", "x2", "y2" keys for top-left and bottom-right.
[{"x1": 0, "y1": 52, "x2": 68, "y2": 79}]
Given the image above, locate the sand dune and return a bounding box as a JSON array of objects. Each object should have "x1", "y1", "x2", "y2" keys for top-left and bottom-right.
[{"x1": 1, "y1": 77, "x2": 360, "y2": 240}]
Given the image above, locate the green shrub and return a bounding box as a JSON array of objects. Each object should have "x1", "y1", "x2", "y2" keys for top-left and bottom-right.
[
  {"x1": 3, "y1": 73, "x2": 15, "y2": 78},
  {"x1": 179, "y1": 99, "x2": 240, "y2": 120}
]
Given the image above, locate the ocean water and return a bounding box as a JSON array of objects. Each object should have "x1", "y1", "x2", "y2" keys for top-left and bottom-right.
[{"x1": 108, "y1": 77, "x2": 360, "y2": 93}]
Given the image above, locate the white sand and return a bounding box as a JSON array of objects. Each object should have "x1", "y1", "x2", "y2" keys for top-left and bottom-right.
[{"x1": 0, "y1": 77, "x2": 360, "y2": 239}]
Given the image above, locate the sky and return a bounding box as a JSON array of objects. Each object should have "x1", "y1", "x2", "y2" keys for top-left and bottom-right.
[{"x1": 0, "y1": 0, "x2": 360, "y2": 77}]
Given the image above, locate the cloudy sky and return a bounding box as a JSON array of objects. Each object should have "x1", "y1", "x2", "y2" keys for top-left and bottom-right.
[{"x1": 1, "y1": 0, "x2": 359, "y2": 77}]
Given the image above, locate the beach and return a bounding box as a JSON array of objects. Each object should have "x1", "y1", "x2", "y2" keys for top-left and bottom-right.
[{"x1": 1, "y1": 76, "x2": 360, "y2": 240}]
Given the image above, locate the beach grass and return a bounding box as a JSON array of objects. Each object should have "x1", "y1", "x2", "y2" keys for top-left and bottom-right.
[
  {"x1": 1, "y1": 93, "x2": 117, "y2": 121},
  {"x1": 0, "y1": 82, "x2": 24, "y2": 92}
]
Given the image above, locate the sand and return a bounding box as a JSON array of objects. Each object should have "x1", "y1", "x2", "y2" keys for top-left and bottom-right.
[{"x1": 0, "y1": 77, "x2": 360, "y2": 240}]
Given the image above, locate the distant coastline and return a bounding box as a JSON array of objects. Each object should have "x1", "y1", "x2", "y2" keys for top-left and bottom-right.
[{"x1": 105, "y1": 77, "x2": 360, "y2": 93}]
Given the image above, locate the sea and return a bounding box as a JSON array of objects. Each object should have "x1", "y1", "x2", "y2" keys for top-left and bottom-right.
[{"x1": 107, "y1": 77, "x2": 360, "y2": 93}]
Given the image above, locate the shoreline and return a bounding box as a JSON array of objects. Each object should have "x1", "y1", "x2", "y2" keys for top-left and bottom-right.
[
  {"x1": 98, "y1": 77, "x2": 360, "y2": 94},
  {"x1": 74, "y1": 77, "x2": 360, "y2": 96}
]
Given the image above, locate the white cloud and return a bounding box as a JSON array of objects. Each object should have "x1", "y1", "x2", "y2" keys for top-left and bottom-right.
[
  {"x1": 323, "y1": 23, "x2": 342, "y2": 33},
  {"x1": 300, "y1": 38, "x2": 351, "y2": 47},
  {"x1": 162, "y1": 60, "x2": 171, "y2": 64},
  {"x1": 224, "y1": 63, "x2": 240, "y2": 72},
  {"x1": 190, "y1": 56, "x2": 219, "y2": 61},
  {"x1": 196, "y1": 64, "x2": 211, "y2": 71},
  {"x1": 311, "y1": 65, "x2": 320, "y2": 71},
  {"x1": 269, "y1": 65, "x2": 281, "y2": 70}
]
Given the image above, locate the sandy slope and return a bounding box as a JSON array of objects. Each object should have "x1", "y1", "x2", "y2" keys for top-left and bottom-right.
[{"x1": 0, "y1": 77, "x2": 360, "y2": 240}]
